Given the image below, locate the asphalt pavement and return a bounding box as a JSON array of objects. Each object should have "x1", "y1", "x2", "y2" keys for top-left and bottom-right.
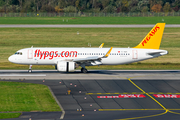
[{"x1": 1, "y1": 78, "x2": 180, "y2": 120}]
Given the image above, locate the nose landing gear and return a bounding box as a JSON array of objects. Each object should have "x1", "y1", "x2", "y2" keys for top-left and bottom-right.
[{"x1": 28, "y1": 65, "x2": 32, "y2": 73}]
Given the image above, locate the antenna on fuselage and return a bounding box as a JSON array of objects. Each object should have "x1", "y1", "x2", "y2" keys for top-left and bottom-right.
[{"x1": 31, "y1": 46, "x2": 33, "y2": 48}]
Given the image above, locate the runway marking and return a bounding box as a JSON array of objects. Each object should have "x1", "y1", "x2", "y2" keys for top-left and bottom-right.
[
  {"x1": 97, "y1": 94, "x2": 146, "y2": 98},
  {"x1": 97, "y1": 78, "x2": 180, "y2": 120},
  {"x1": 128, "y1": 78, "x2": 167, "y2": 110},
  {"x1": 116, "y1": 110, "x2": 168, "y2": 120},
  {"x1": 86, "y1": 92, "x2": 144, "y2": 95},
  {"x1": 86, "y1": 92, "x2": 180, "y2": 95},
  {"x1": 99, "y1": 109, "x2": 180, "y2": 111},
  {"x1": 169, "y1": 110, "x2": 180, "y2": 115},
  {"x1": 113, "y1": 78, "x2": 180, "y2": 120}
]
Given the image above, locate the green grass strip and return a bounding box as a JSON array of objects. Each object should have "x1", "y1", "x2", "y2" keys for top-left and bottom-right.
[
  {"x1": 0, "y1": 81, "x2": 61, "y2": 112},
  {"x1": 0, "y1": 16, "x2": 180, "y2": 24},
  {"x1": 0, "y1": 113, "x2": 21, "y2": 119}
]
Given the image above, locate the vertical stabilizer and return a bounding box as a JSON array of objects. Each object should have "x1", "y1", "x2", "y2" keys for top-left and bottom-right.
[{"x1": 134, "y1": 23, "x2": 165, "y2": 49}]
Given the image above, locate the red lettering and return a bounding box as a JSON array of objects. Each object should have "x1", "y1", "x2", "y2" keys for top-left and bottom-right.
[
  {"x1": 34, "y1": 49, "x2": 78, "y2": 59},
  {"x1": 141, "y1": 25, "x2": 160, "y2": 46},
  {"x1": 61, "y1": 51, "x2": 65, "y2": 57},
  {"x1": 34, "y1": 49, "x2": 40, "y2": 57},
  {"x1": 153, "y1": 94, "x2": 180, "y2": 98},
  {"x1": 155, "y1": 25, "x2": 160, "y2": 30},
  {"x1": 49, "y1": 51, "x2": 54, "y2": 60},
  {"x1": 70, "y1": 51, "x2": 77, "y2": 57},
  {"x1": 54, "y1": 51, "x2": 58, "y2": 57},
  {"x1": 151, "y1": 29, "x2": 157, "y2": 35},
  {"x1": 40, "y1": 51, "x2": 44, "y2": 59},
  {"x1": 142, "y1": 40, "x2": 147, "y2": 46},
  {"x1": 44, "y1": 51, "x2": 49, "y2": 59},
  {"x1": 34, "y1": 49, "x2": 37, "y2": 57},
  {"x1": 146, "y1": 36, "x2": 151, "y2": 41},
  {"x1": 149, "y1": 33, "x2": 153, "y2": 37},
  {"x1": 65, "y1": 51, "x2": 69, "y2": 57}
]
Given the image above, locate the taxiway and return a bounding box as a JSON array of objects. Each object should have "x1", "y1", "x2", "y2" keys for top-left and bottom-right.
[{"x1": 1, "y1": 70, "x2": 180, "y2": 120}]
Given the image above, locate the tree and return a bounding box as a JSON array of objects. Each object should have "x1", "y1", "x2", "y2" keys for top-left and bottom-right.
[
  {"x1": 55, "y1": 6, "x2": 63, "y2": 13},
  {"x1": 172, "y1": 0, "x2": 180, "y2": 12},
  {"x1": 163, "y1": 2, "x2": 171, "y2": 12},
  {"x1": 75, "y1": 0, "x2": 80, "y2": 10},
  {"x1": 141, "y1": 6, "x2": 149, "y2": 12},
  {"x1": 151, "y1": 4, "x2": 162, "y2": 12},
  {"x1": 63, "y1": 5, "x2": 77, "y2": 12},
  {"x1": 0, "y1": 0, "x2": 5, "y2": 6},
  {"x1": 137, "y1": 0, "x2": 149, "y2": 12},
  {"x1": 101, "y1": 0, "x2": 110, "y2": 9},
  {"x1": 103, "y1": 4, "x2": 117, "y2": 13},
  {"x1": 149, "y1": 0, "x2": 156, "y2": 10},
  {"x1": 121, "y1": 0, "x2": 129, "y2": 12},
  {"x1": 128, "y1": 0, "x2": 139, "y2": 12}
]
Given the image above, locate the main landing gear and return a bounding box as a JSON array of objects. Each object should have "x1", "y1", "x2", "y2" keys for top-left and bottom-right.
[
  {"x1": 28, "y1": 65, "x2": 32, "y2": 73},
  {"x1": 81, "y1": 68, "x2": 88, "y2": 73}
]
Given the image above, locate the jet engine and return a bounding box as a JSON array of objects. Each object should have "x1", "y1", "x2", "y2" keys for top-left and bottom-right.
[{"x1": 57, "y1": 61, "x2": 76, "y2": 72}]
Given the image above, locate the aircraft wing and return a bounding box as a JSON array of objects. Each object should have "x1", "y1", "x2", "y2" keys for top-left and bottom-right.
[
  {"x1": 73, "y1": 47, "x2": 113, "y2": 63},
  {"x1": 73, "y1": 56, "x2": 100, "y2": 62}
]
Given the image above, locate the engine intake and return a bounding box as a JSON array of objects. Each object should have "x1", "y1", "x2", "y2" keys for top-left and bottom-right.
[{"x1": 57, "y1": 61, "x2": 76, "y2": 72}]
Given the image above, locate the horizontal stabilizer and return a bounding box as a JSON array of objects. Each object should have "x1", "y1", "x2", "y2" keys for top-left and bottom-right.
[{"x1": 147, "y1": 50, "x2": 168, "y2": 56}]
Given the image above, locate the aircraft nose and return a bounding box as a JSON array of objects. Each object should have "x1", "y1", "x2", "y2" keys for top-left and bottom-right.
[{"x1": 8, "y1": 55, "x2": 14, "y2": 63}]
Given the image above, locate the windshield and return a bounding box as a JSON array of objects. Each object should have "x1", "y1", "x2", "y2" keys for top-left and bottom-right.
[{"x1": 15, "y1": 52, "x2": 22, "y2": 55}]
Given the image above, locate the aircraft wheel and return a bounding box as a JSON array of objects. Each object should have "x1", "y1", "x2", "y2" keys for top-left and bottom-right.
[
  {"x1": 28, "y1": 69, "x2": 32, "y2": 73},
  {"x1": 81, "y1": 68, "x2": 88, "y2": 73}
]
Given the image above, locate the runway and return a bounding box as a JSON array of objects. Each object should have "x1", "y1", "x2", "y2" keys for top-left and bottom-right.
[
  {"x1": 1, "y1": 70, "x2": 180, "y2": 120},
  {"x1": 0, "y1": 70, "x2": 180, "y2": 80},
  {"x1": 0, "y1": 24, "x2": 180, "y2": 28}
]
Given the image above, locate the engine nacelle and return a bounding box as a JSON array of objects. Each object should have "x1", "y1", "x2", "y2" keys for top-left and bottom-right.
[{"x1": 57, "y1": 61, "x2": 76, "y2": 72}]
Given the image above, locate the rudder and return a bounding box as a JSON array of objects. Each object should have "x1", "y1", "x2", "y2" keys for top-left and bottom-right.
[{"x1": 134, "y1": 23, "x2": 165, "y2": 49}]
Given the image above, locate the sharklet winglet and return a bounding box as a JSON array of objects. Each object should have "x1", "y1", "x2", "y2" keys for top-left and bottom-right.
[{"x1": 104, "y1": 47, "x2": 113, "y2": 58}]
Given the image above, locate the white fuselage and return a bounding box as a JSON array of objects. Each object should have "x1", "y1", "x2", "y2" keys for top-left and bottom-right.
[{"x1": 8, "y1": 47, "x2": 168, "y2": 66}]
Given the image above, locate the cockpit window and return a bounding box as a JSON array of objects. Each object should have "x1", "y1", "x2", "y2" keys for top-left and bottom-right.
[{"x1": 15, "y1": 52, "x2": 22, "y2": 55}]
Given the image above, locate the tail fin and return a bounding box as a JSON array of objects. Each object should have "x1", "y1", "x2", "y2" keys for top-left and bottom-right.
[{"x1": 134, "y1": 23, "x2": 165, "y2": 49}]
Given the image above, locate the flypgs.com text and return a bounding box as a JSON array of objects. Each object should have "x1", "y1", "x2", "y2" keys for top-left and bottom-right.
[{"x1": 34, "y1": 49, "x2": 78, "y2": 59}]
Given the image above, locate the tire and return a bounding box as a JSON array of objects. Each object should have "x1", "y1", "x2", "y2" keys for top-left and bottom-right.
[{"x1": 82, "y1": 69, "x2": 87, "y2": 73}]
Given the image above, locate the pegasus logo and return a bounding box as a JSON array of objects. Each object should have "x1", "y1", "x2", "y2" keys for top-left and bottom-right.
[{"x1": 142, "y1": 25, "x2": 160, "y2": 46}]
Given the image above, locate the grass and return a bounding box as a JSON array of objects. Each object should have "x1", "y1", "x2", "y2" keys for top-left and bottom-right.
[
  {"x1": 0, "y1": 81, "x2": 61, "y2": 119},
  {"x1": 0, "y1": 113, "x2": 21, "y2": 119},
  {"x1": 0, "y1": 27, "x2": 180, "y2": 70},
  {"x1": 0, "y1": 16, "x2": 180, "y2": 24}
]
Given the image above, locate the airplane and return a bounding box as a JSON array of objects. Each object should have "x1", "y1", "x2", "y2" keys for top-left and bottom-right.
[{"x1": 8, "y1": 23, "x2": 168, "y2": 73}]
